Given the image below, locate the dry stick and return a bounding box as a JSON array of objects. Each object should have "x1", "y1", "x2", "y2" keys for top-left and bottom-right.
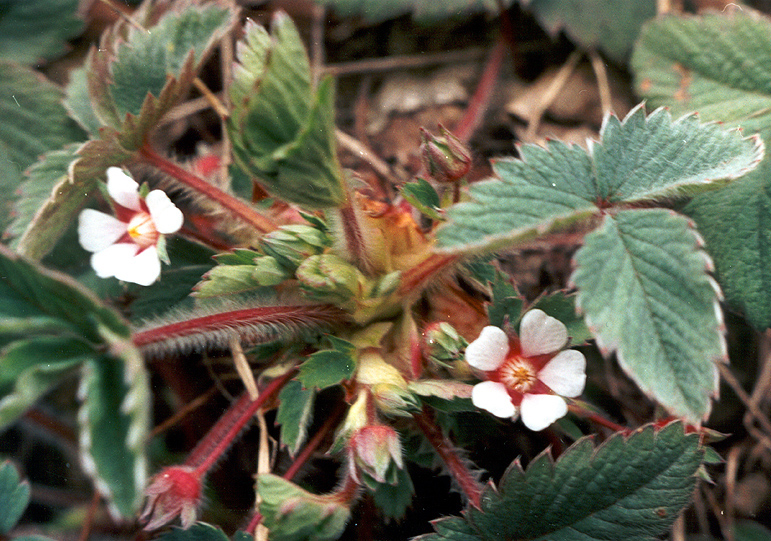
[
  {"x1": 704, "y1": 484, "x2": 734, "y2": 541},
  {"x1": 219, "y1": 24, "x2": 235, "y2": 185},
  {"x1": 335, "y1": 128, "x2": 402, "y2": 182},
  {"x1": 744, "y1": 329, "x2": 771, "y2": 435},
  {"x1": 150, "y1": 386, "x2": 220, "y2": 440},
  {"x1": 670, "y1": 514, "x2": 685, "y2": 541},
  {"x1": 718, "y1": 363, "x2": 771, "y2": 450},
  {"x1": 725, "y1": 445, "x2": 742, "y2": 535},
  {"x1": 139, "y1": 144, "x2": 277, "y2": 234},
  {"x1": 231, "y1": 336, "x2": 259, "y2": 400},
  {"x1": 310, "y1": 3, "x2": 326, "y2": 87},
  {"x1": 524, "y1": 50, "x2": 582, "y2": 142},
  {"x1": 193, "y1": 78, "x2": 229, "y2": 120},
  {"x1": 77, "y1": 491, "x2": 101, "y2": 541},
  {"x1": 255, "y1": 406, "x2": 271, "y2": 541},
  {"x1": 588, "y1": 49, "x2": 613, "y2": 116}
]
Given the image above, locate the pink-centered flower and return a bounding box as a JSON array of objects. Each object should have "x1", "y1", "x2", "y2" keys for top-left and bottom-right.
[
  {"x1": 78, "y1": 167, "x2": 183, "y2": 286},
  {"x1": 465, "y1": 309, "x2": 586, "y2": 431}
]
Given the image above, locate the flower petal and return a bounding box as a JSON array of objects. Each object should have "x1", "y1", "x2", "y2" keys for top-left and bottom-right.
[
  {"x1": 519, "y1": 393, "x2": 568, "y2": 431},
  {"x1": 107, "y1": 167, "x2": 141, "y2": 210},
  {"x1": 472, "y1": 381, "x2": 516, "y2": 418},
  {"x1": 91, "y1": 243, "x2": 140, "y2": 279},
  {"x1": 146, "y1": 190, "x2": 184, "y2": 234},
  {"x1": 114, "y1": 246, "x2": 161, "y2": 286},
  {"x1": 538, "y1": 349, "x2": 587, "y2": 397},
  {"x1": 519, "y1": 309, "x2": 568, "y2": 357},
  {"x1": 465, "y1": 326, "x2": 509, "y2": 371},
  {"x1": 78, "y1": 209, "x2": 127, "y2": 252}
]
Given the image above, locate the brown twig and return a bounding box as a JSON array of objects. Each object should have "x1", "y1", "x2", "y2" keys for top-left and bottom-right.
[{"x1": 323, "y1": 48, "x2": 487, "y2": 78}]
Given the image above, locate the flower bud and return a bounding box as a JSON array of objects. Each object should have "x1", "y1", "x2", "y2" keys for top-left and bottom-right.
[
  {"x1": 423, "y1": 322, "x2": 468, "y2": 366},
  {"x1": 252, "y1": 255, "x2": 291, "y2": 286},
  {"x1": 261, "y1": 224, "x2": 331, "y2": 270},
  {"x1": 419, "y1": 125, "x2": 471, "y2": 184},
  {"x1": 295, "y1": 254, "x2": 362, "y2": 304},
  {"x1": 348, "y1": 425, "x2": 403, "y2": 484},
  {"x1": 141, "y1": 465, "x2": 201, "y2": 531},
  {"x1": 357, "y1": 351, "x2": 417, "y2": 415}
]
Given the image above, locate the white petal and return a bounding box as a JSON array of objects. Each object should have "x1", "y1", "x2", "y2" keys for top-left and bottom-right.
[
  {"x1": 146, "y1": 190, "x2": 184, "y2": 234},
  {"x1": 472, "y1": 381, "x2": 516, "y2": 418},
  {"x1": 106, "y1": 167, "x2": 141, "y2": 210},
  {"x1": 465, "y1": 326, "x2": 510, "y2": 371},
  {"x1": 91, "y1": 243, "x2": 140, "y2": 278},
  {"x1": 519, "y1": 309, "x2": 568, "y2": 357},
  {"x1": 538, "y1": 350, "x2": 587, "y2": 398},
  {"x1": 78, "y1": 209, "x2": 127, "y2": 252},
  {"x1": 519, "y1": 393, "x2": 568, "y2": 431},
  {"x1": 114, "y1": 246, "x2": 161, "y2": 286}
]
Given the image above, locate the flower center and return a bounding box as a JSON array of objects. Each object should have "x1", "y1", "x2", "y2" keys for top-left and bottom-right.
[
  {"x1": 498, "y1": 358, "x2": 537, "y2": 393},
  {"x1": 127, "y1": 212, "x2": 159, "y2": 249}
]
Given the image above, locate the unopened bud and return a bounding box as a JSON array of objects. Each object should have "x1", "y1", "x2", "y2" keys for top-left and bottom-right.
[
  {"x1": 423, "y1": 322, "x2": 468, "y2": 365},
  {"x1": 252, "y1": 255, "x2": 291, "y2": 286},
  {"x1": 261, "y1": 224, "x2": 331, "y2": 270},
  {"x1": 348, "y1": 425, "x2": 403, "y2": 484},
  {"x1": 420, "y1": 125, "x2": 471, "y2": 183},
  {"x1": 141, "y1": 466, "x2": 202, "y2": 531},
  {"x1": 296, "y1": 254, "x2": 362, "y2": 304}
]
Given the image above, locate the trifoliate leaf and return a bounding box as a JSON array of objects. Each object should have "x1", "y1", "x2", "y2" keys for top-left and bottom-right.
[
  {"x1": 438, "y1": 105, "x2": 762, "y2": 254},
  {"x1": 276, "y1": 379, "x2": 315, "y2": 455},
  {"x1": 371, "y1": 465, "x2": 415, "y2": 520},
  {"x1": 314, "y1": 0, "x2": 514, "y2": 23},
  {"x1": 571, "y1": 209, "x2": 724, "y2": 421},
  {"x1": 0, "y1": 245, "x2": 149, "y2": 518},
  {"x1": 156, "y1": 523, "x2": 230, "y2": 541},
  {"x1": 0, "y1": 461, "x2": 30, "y2": 534},
  {"x1": 420, "y1": 422, "x2": 703, "y2": 541},
  {"x1": 228, "y1": 14, "x2": 347, "y2": 209},
  {"x1": 0, "y1": 62, "x2": 86, "y2": 232},
  {"x1": 684, "y1": 164, "x2": 771, "y2": 330},
  {"x1": 525, "y1": 0, "x2": 655, "y2": 63},
  {"x1": 0, "y1": 0, "x2": 83, "y2": 65},
  {"x1": 298, "y1": 338, "x2": 356, "y2": 390},
  {"x1": 401, "y1": 178, "x2": 443, "y2": 221},
  {"x1": 257, "y1": 474, "x2": 351, "y2": 541},
  {"x1": 632, "y1": 9, "x2": 771, "y2": 141}
]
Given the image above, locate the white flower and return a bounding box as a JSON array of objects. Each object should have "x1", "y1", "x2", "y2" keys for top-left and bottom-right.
[
  {"x1": 78, "y1": 167, "x2": 183, "y2": 286},
  {"x1": 465, "y1": 309, "x2": 586, "y2": 431}
]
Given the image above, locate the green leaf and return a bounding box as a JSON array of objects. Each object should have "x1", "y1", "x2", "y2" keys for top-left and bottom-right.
[
  {"x1": 734, "y1": 520, "x2": 771, "y2": 541},
  {"x1": 63, "y1": 66, "x2": 102, "y2": 136},
  {"x1": 424, "y1": 422, "x2": 703, "y2": 541},
  {"x1": 314, "y1": 0, "x2": 514, "y2": 23},
  {"x1": 257, "y1": 474, "x2": 351, "y2": 541},
  {"x1": 0, "y1": 461, "x2": 30, "y2": 534},
  {"x1": 0, "y1": 62, "x2": 86, "y2": 232},
  {"x1": 276, "y1": 379, "x2": 315, "y2": 455},
  {"x1": 298, "y1": 338, "x2": 356, "y2": 390},
  {"x1": 438, "y1": 106, "x2": 762, "y2": 254},
  {"x1": 632, "y1": 9, "x2": 771, "y2": 141},
  {"x1": 401, "y1": 178, "x2": 443, "y2": 221},
  {"x1": 684, "y1": 164, "x2": 771, "y2": 330},
  {"x1": 0, "y1": 245, "x2": 149, "y2": 518},
  {"x1": 415, "y1": 517, "x2": 482, "y2": 541},
  {"x1": 486, "y1": 270, "x2": 524, "y2": 329},
  {"x1": 228, "y1": 14, "x2": 347, "y2": 209},
  {"x1": 370, "y1": 465, "x2": 415, "y2": 520},
  {"x1": 0, "y1": 0, "x2": 83, "y2": 65},
  {"x1": 156, "y1": 523, "x2": 231, "y2": 541},
  {"x1": 571, "y1": 209, "x2": 724, "y2": 421},
  {"x1": 526, "y1": 0, "x2": 655, "y2": 63}
]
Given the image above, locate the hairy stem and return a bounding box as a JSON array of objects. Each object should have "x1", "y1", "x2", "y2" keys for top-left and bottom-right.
[
  {"x1": 413, "y1": 407, "x2": 482, "y2": 508},
  {"x1": 189, "y1": 369, "x2": 297, "y2": 475},
  {"x1": 283, "y1": 400, "x2": 346, "y2": 481},
  {"x1": 138, "y1": 144, "x2": 277, "y2": 234},
  {"x1": 399, "y1": 253, "x2": 460, "y2": 297}
]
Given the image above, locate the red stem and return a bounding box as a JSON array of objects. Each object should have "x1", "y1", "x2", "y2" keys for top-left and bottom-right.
[
  {"x1": 133, "y1": 304, "x2": 346, "y2": 349},
  {"x1": 338, "y1": 204, "x2": 372, "y2": 274},
  {"x1": 568, "y1": 404, "x2": 627, "y2": 433},
  {"x1": 398, "y1": 253, "x2": 460, "y2": 296},
  {"x1": 413, "y1": 407, "x2": 482, "y2": 508},
  {"x1": 138, "y1": 144, "x2": 277, "y2": 234},
  {"x1": 189, "y1": 369, "x2": 297, "y2": 476},
  {"x1": 453, "y1": 37, "x2": 506, "y2": 143}
]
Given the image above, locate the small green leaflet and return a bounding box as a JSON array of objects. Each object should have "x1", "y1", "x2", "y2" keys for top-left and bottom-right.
[
  {"x1": 228, "y1": 14, "x2": 347, "y2": 209},
  {"x1": 525, "y1": 0, "x2": 655, "y2": 63},
  {"x1": 0, "y1": 0, "x2": 83, "y2": 65},
  {"x1": 438, "y1": 105, "x2": 762, "y2": 254},
  {"x1": 276, "y1": 380, "x2": 316, "y2": 455},
  {"x1": 298, "y1": 336, "x2": 356, "y2": 390},
  {"x1": 632, "y1": 9, "x2": 771, "y2": 141},
  {"x1": 156, "y1": 523, "x2": 232, "y2": 541},
  {"x1": 401, "y1": 178, "x2": 443, "y2": 221},
  {"x1": 419, "y1": 422, "x2": 703, "y2": 541},
  {"x1": 0, "y1": 461, "x2": 30, "y2": 534},
  {"x1": 258, "y1": 474, "x2": 350, "y2": 541},
  {"x1": 571, "y1": 209, "x2": 724, "y2": 422},
  {"x1": 0, "y1": 245, "x2": 149, "y2": 518}
]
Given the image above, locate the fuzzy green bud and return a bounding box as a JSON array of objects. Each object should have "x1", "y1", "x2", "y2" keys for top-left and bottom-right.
[
  {"x1": 261, "y1": 224, "x2": 331, "y2": 270},
  {"x1": 296, "y1": 254, "x2": 362, "y2": 304},
  {"x1": 422, "y1": 322, "x2": 468, "y2": 366},
  {"x1": 419, "y1": 124, "x2": 471, "y2": 184},
  {"x1": 252, "y1": 256, "x2": 291, "y2": 286}
]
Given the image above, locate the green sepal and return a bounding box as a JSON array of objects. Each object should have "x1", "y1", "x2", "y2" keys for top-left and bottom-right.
[{"x1": 0, "y1": 461, "x2": 30, "y2": 534}]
